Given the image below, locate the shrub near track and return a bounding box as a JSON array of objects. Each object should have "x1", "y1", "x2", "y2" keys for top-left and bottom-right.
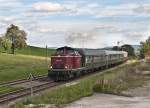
[
  {"x1": 0, "y1": 53, "x2": 48, "y2": 83},
  {"x1": 11, "y1": 61, "x2": 147, "y2": 108}
]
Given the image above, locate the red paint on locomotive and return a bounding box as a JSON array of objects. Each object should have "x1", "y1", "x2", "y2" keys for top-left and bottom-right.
[{"x1": 51, "y1": 47, "x2": 81, "y2": 70}]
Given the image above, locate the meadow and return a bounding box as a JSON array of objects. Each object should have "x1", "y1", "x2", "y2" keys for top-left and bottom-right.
[
  {"x1": 0, "y1": 53, "x2": 49, "y2": 83},
  {"x1": 0, "y1": 46, "x2": 55, "y2": 96},
  {"x1": 0, "y1": 46, "x2": 55, "y2": 82}
]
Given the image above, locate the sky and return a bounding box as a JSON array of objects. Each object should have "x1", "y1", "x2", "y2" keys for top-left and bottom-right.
[{"x1": 0, "y1": 0, "x2": 150, "y2": 48}]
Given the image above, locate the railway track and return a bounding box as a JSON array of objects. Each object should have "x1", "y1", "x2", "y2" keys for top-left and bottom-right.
[
  {"x1": 0, "y1": 75, "x2": 47, "y2": 86},
  {"x1": 0, "y1": 80, "x2": 58, "y2": 104}
]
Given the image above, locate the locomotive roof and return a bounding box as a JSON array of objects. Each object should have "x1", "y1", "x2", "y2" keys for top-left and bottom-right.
[{"x1": 57, "y1": 46, "x2": 75, "y2": 50}]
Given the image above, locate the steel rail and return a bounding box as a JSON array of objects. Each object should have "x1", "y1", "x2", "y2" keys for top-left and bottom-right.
[
  {"x1": 0, "y1": 75, "x2": 47, "y2": 86},
  {"x1": 0, "y1": 81, "x2": 57, "y2": 104}
]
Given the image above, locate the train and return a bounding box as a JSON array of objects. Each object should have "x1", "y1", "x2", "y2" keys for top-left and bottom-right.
[{"x1": 48, "y1": 46, "x2": 128, "y2": 81}]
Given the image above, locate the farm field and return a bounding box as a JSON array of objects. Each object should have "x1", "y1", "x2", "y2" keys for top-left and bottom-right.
[{"x1": 0, "y1": 53, "x2": 49, "y2": 83}]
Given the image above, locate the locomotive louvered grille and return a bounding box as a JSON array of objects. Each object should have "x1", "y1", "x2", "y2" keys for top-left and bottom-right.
[{"x1": 53, "y1": 64, "x2": 64, "y2": 69}]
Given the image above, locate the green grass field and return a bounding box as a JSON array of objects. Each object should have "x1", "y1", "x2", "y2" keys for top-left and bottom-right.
[
  {"x1": 0, "y1": 53, "x2": 50, "y2": 83},
  {"x1": 0, "y1": 46, "x2": 55, "y2": 95},
  {"x1": 0, "y1": 46, "x2": 55, "y2": 57}
]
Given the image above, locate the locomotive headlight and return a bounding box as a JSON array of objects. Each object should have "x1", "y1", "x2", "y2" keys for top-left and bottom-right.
[
  {"x1": 50, "y1": 66, "x2": 52, "y2": 69},
  {"x1": 65, "y1": 66, "x2": 68, "y2": 69}
]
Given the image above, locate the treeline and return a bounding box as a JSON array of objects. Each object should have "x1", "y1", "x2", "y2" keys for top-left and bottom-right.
[
  {"x1": 140, "y1": 37, "x2": 150, "y2": 59},
  {"x1": 112, "y1": 44, "x2": 135, "y2": 57},
  {"x1": 0, "y1": 24, "x2": 27, "y2": 54},
  {"x1": 112, "y1": 37, "x2": 150, "y2": 59}
]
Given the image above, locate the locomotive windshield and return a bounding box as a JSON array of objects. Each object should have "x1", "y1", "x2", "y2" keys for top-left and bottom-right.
[
  {"x1": 56, "y1": 49, "x2": 64, "y2": 55},
  {"x1": 56, "y1": 49, "x2": 79, "y2": 56},
  {"x1": 55, "y1": 47, "x2": 80, "y2": 56},
  {"x1": 67, "y1": 49, "x2": 75, "y2": 55}
]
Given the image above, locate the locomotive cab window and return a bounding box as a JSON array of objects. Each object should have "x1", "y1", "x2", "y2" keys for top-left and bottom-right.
[
  {"x1": 75, "y1": 51, "x2": 80, "y2": 56},
  {"x1": 67, "y1": 50, "x2": 75, "y2": 55},
  {"x1": 56, "y1": 49, "x2": 64, "y2": 55}
]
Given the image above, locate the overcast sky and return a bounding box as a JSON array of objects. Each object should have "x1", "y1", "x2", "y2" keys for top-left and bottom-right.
[{"x1": 0, "y1": 0, "x2": 150, "y2": 48}]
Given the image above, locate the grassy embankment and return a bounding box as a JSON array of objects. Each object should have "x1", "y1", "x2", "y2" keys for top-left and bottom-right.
[
  {"x1": 0, "y1": 53, "x2": 48, "y2": 83},
  {"x1": 0, "y1": 46, "x2": 55, "y2": 95},
  {"x1": 11, "y1": 61, "x2": 150, "y2": 108},
  {"x1": 0, "y1": 53, "x2": 46, "y2": 95},
  {"x1": 0, "y1": 46, "x2": 55, "y2": 82},
  {"x1": 0, "y1": 46, "x2": 55, "y2": 57}
]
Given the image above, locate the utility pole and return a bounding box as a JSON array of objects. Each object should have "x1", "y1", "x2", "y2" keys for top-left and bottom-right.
[
  {"x1": 106, "y1": 55, "x2": 109, "y2": 69},
  {"x1": 45, "y1": 45, "x2": 48, "y2": 68}
]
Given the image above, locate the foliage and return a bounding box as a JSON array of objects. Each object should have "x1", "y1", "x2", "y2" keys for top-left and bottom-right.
[
  {"x1": 121, "y1": 44, "x2": 135, "y2": 56},
  {"x1": 140, "y1": 37, "x2": 150, "y2": 59},
  {"x1": 93, "y1": 65, "x2": 144, "y2": 94},
  {"x1": 112, "y1": 44, "x2": 135, "y2": 57},
  {"x1": 0, "y1": 36, "x2": 2, "y2": 44},
  {"x1": 0, "y1": 37, "x2": 11, "y2": 51},
  {"x1": 5, "y1": 24, "x2": 27, "y2": 54}
]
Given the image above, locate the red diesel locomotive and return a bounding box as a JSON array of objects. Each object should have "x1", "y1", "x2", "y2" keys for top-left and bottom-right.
[
  {"x1": 48, "y1": 46, "x2": 128, "y2": 81},
  {"x1": 48, "y1": 47, "x2": 82, "y2": 80}
]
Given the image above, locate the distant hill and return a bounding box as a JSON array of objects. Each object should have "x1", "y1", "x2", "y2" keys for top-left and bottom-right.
[
  {"x1": 0, "y1": 46, "x2": 55, "y2": 57},
  {"x1": 101, "y1": 45, "x2": 141, "y2": 54}
]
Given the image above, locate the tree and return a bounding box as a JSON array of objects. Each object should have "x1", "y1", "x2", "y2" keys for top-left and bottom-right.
[
  {"x1": 0, "y1": 37, "x2": 2, "y2": 45},
  {"x1": 1, "y1": 37, "x2": 11, "y2": 51},
  {"x1": 5, "y1": 24, "x2": 27, "y2": 54},
  {"x1": 121, "y1": 44, "x2": 135, "y2": 56},
  {"x1": 140, "y1": 37, "x2": 150, "y2": 59}
]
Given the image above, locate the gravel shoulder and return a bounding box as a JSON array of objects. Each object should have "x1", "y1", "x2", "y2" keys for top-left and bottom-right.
[{"x1": 64, "y1": 93, "x2": 150, "y2": 108}]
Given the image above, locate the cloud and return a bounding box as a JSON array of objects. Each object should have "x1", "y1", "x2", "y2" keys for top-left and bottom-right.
[
  {"x1": 33, "y1": 2, "x2": 66, "y2": 12},
  {"x1": 124, "y1": 32, "x2": 144, "y2": 41},
  {"x1": 133, "y1": 4, "x2": 150, "y2": 14},
  {"x1": 0, "y1": 0, "x2": 22, "y2": 9},
  {"x1": 95, "y1": 4, "x2": 139, "y2": 18}
]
